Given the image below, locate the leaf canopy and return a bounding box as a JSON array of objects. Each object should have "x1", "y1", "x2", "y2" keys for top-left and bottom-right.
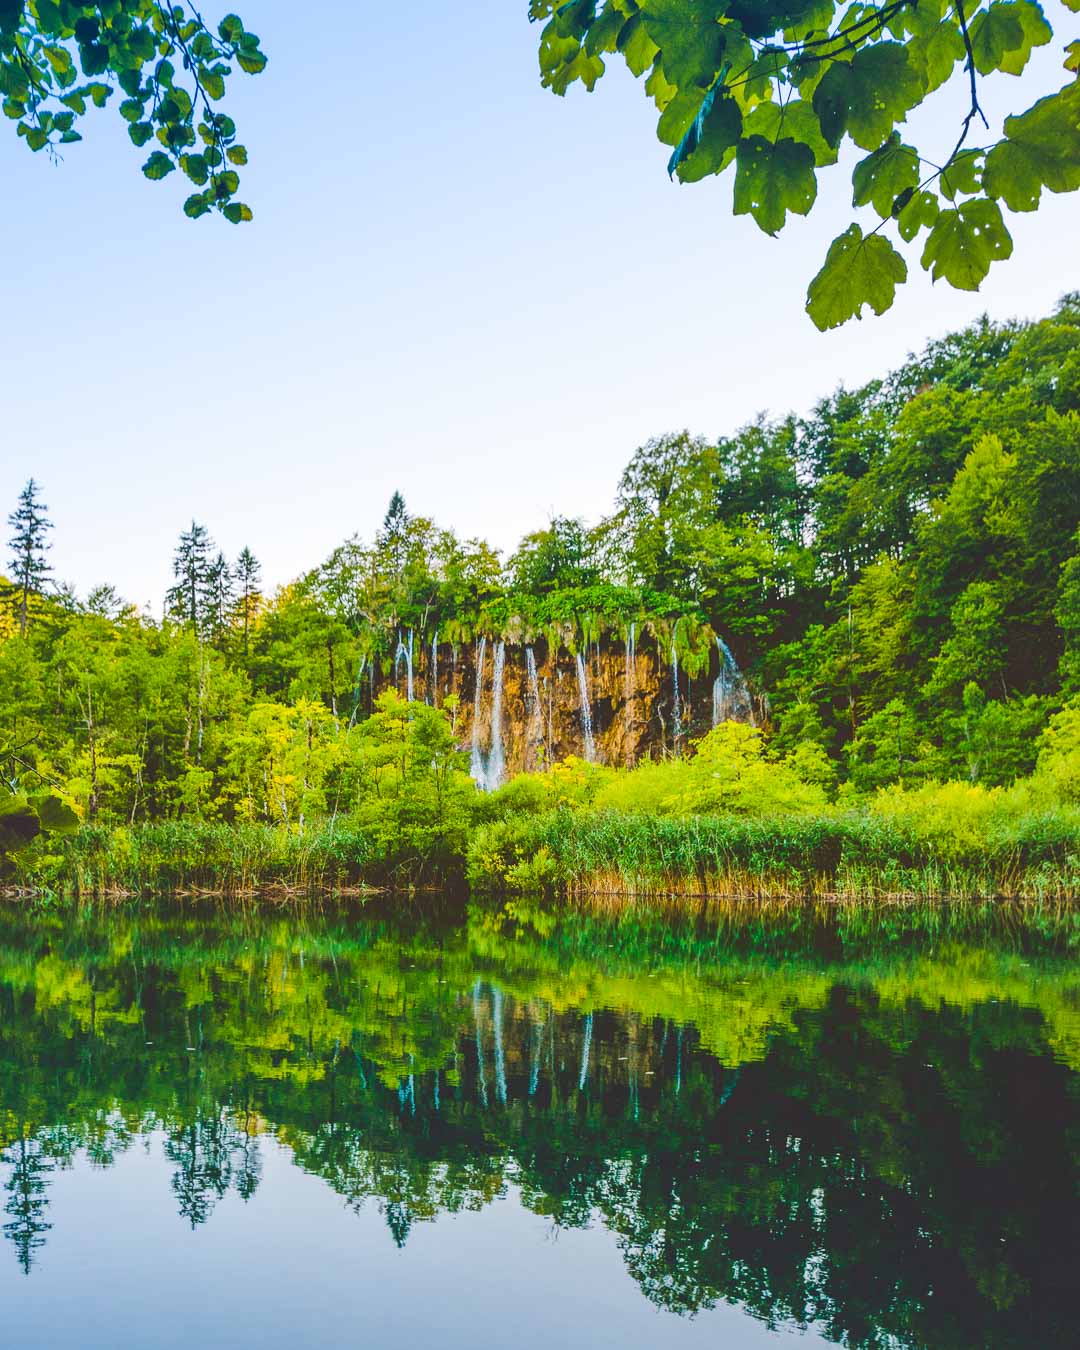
[{"x1": 531, "y1": 0, "x2": 1080, "y2": 325}]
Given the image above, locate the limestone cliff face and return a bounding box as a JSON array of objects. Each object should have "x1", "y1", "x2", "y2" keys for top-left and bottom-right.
[{"x1": 382, "y1": 632, "x2": 759, "y2": 781}]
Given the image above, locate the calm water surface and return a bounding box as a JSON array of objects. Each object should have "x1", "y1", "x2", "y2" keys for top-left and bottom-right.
[{"x1": 1, "y1": 897, "x2": 1077, "y2": 1349}]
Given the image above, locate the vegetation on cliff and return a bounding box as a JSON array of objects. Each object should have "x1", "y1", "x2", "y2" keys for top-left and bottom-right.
[{"x1": 3, "y1": 298, "x2": 1080, "y2": 894}]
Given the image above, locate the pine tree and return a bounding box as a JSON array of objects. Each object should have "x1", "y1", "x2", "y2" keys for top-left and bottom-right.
[
  {"x1": 165, "y1": 521, "x2": 214, "y2": 633},
  {"x1": 377, "y1": 491, "x2": 412, "y2": 587},
  {"x1": 6, "y1": 479, "x2": 52, "y2": 636},
  {"x1": 234, "y1": 547, "x2": 262, "y2": 655},
  {"x1": 205, "y1": 552, "x2": 234, "y2": 639}
]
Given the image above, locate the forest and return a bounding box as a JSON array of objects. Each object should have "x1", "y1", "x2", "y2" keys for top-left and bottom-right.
[{"x1": 3, "y1": 295, "x2": 1080, "y2": 897}]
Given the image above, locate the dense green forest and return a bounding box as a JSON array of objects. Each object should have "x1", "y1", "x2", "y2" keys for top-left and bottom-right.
[{"x1": 3, "y1": 297, "x2": 1080, "y2": 893}]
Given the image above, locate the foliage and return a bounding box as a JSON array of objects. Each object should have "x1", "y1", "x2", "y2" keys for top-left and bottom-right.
[
  {"x1": 530, "y1": 0, "x2": 1080, "y2": 324},
  {"x1": 1, "y1": 1, "x2": 265, "y2": 220}
]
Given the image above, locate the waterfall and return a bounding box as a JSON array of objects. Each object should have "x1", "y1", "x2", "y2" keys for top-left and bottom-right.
[
  {"x1": 575, "y1": 652, "x2": 596, "y2": 761},
  {"x1": 492, "y1": 986, "x2": 507, "y2": 1106},
  {"x1": 393, "y1": 629, "x2": 406, "y2": 691},
  {"x1": 624, "y1": 622, "x2": 636, "y2": 758},
  {"x1": 473, "y1": 980, "x2": 488, "y2": 1109},
  {"x1": 712, "y1": 635, "x2": 754, "y2": 726},
  {"x1": 671, "y1": 620, "x2": 683, "y2": 749},
  {"x1": 486, "y1": 640, "x2": 506, "y2": 790},
  {"x1": 470, "y1": 636, "x2": 487, "y2": 785},
  {"x1": 525, "y1": 645, "x2": 544, "y2": 764},
  {"x1": 348, "y1": 654, "x2": 367, "y2": 727},
  {"x1": 429, "y1": 629, "x2": 438, "y2": 705},
  {"x1": 578, "y1": 1011, "x2": 593, "y2": 1091},
  {"x1": 406, "y1": 628, "x2": 414, "y2": 702}
]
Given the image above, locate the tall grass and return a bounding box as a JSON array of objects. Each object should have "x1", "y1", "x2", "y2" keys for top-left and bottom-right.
[
  {"x1": 467, "y1": 808, "x2": 1080, "y2": 901},
  {"x1": 9, "y1": 801, "x2": 1079, "y2": 903},
  {"x1": 29, "y1": 820, "x2": 380, "y2": 897}
]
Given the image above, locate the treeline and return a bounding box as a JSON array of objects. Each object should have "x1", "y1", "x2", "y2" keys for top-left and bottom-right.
[{"x1": 2, "y1": 297, "x2": 1079, "y2": 874}]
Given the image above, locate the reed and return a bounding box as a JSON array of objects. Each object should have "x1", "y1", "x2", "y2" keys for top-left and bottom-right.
[{"x1": 466, "y1": 808, "x2": 1080, "y2": 901}]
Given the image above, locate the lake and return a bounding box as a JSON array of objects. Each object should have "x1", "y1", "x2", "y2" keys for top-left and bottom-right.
[{"x1": 0, "y1": 896, "x2": 1077, "y2": 1349}]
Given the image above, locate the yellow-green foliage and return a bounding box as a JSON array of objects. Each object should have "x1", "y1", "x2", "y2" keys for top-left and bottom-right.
[{"x1": 483, "y1": 722, "x2": 830, "y2": 821}]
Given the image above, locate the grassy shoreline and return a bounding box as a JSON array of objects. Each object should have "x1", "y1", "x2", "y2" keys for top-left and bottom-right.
[{"x1": 7, "y1": 806, "x2": 1079, "y2": 903}]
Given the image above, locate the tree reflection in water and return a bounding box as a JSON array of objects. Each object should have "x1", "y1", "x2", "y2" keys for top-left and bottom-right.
[{"x1": 0, "y1": 897, "x2": 1077, "y2": 1348}]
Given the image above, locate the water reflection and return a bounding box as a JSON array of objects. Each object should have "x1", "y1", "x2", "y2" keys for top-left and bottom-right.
[{"x1": 1, "y1": 898, "x2": 1078, "y2": 1348}]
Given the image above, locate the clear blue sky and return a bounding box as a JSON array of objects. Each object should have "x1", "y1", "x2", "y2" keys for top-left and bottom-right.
[{"x1": 2, "y1": 1, "x2": 1077, "y2": 610}]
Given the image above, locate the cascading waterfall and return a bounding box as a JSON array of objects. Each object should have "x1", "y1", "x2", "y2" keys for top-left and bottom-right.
[
  {"x1": 393, "y1": 629, "x2": 406, "y2": 690},
  {"x1": 406, "y1": 629, "x2": 414, "y2": 702},
  {"x1": 670, "y1": 620, "x2": 683, "y2": 749},
  {"x1": 470, "y1": 636, "x2": 487, "y2": 785},
  {"x1": 486, "y1": 640, "x2": 506, "y2": 790},
  {"x1": 525, "y1": 645, "x2": 544, "y2": 762},
  {"x1": 575, "y1": 651, "x2": 596, "y2": 762},
  {"x1": 624, "y1": 622, "x2": 636, "y2": 756},
  {"x1": 712, "y1": 635, "x2": 754, "y2": 726}
]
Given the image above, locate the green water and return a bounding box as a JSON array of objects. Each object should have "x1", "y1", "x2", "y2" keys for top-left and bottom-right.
[{"x1": 0, "y1": 897, "x2": 1078, "y2": 1349}]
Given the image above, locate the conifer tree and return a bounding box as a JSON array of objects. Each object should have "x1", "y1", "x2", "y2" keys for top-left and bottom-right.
[
  {"x1": 234, "y1": 547, "x2": 262, "y2": 656},
  {"x1": 205, "y1": 552, "x2": 234, "y2": 640},
  {"x1": 6, "y1": 479, "x2": 52, "y2": 636},
  {"x1": 377, "y1": 491, "x2": 412, "y2": 589},
  {"x1": 166, "y1": 521, "x2": 214, "y2": 634}
]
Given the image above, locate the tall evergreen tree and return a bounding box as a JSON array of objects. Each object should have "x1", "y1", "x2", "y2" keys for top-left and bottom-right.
[
  {"x1": 6, "y1": 479, "x2": 52, "y2": 636},
  {"x1": 205, "y1": 552, "x2": 234, "y2": 640},
  {"x1": 165, "y1": 522, "x2": 214, "y2": 634},
  {"x1": 234, "y1": 547, "x2": 262, "y2": 655},
  {"x1": 377, "y1": 492, "x2": 411, "y2": 574}
]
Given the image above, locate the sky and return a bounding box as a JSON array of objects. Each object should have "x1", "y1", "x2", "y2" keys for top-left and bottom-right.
[{"x1": 2, "y1": 0, "x2": 1078, "y2": 611}]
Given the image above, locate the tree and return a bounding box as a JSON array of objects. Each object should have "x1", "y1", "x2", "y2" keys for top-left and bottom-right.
[
  {"x1": 234, "y1": 546, "x2": 262, "y2": 655},
  {"x1": 531, "y1": 0, "x2": 1080, "y2": 326},
  {"x1": 204, "y1": 551, "x2": 234, "y2": 639},
  {"x1": 166, "y1": 521, "x2": 213, "y2": 634},
  {"x1": 0, "y1": 2, "x2": 265, "y2": 221},
  {"x1": 6, "y1": 479, "x2": 52, "y2": 636}
]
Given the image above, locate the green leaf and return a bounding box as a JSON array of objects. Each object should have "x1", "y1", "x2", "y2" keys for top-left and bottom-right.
[
  {"x1": 42, "y1": 45, "x2": 72, "y2": 76},
  {"x1": 225, "y1": 143, "x2": 248, "y2": 166},
  {"x1": 852, "y1": 133, "x2": 920, "y2": 217},
  {"x1": 199, "y1": 66, "x2": 226, "y2": 101},
  {"x1": 812, "y1": 43, "x2": 924, "y2": 152},
  {"x1": 970, "y1": 1, "x2": 1051, "y2": 77},
  {"x1": 984, "y1": 84, "x2": 1080, "y2": 211},
  {"x1": 806, "y1": 223, "x2": 908, "y2": 330},
  {"x1": 896, "y1": 188, "x2": 940, "y2": 241},
  {"x1": 740, "y1": 98, "x2": 837, "y2": 167},
  {"x1": 30, "y1": 793, "x2": 78, "y2": 835},
  {"x1": 222, "y1": 201, "x2": 253, "y2": 223},
  {"x1": 218, "y1": 13, "x2": 245, "y2": 43},
  {"x1": 641, "y1": 0, "x2": 728, "y2": 90},
  {"x1": 733, "y1": 135, "x2": 817, "y2": 236},
  {"x1": 87, "y1": 83, "x2": 111, "y2": 108},
  {"x1": 618, "y1": 13, "x2": 659, "y2": 77},
  {"x1": 0, "y1": 795, "x2": 40, "y2": 852},
  {"x1": 181, "y1": 152, "x2": 209, "y2": 184},
  {"x1": 119, "y1": 98, "x2": 143, "y2": 123},
  {"x1": 184, "y1": 191, "x2": 212, "y2": 218},
  {"x1": 236, "y1": 49, "x2": 267, "y2": 75},
  {"x1": 142, "y1": 150, "x2": 175, "y2": 180},
  {"x1": 920, "y1": 199, "x2": 1014, "y2": 289},
  {"x1": 908, "y1": 19, "x2": 966, "y2": 94},
  {"x1": 128, "y1": 121, "x2": 153, "y2": 147},
  {"x1": 940, "y1": 148, "x2": 983, "y2": 200}
]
